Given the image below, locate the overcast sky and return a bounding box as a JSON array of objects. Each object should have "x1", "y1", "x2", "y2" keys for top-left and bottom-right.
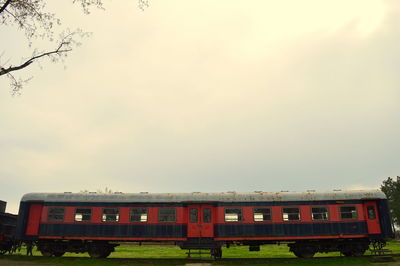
[{"x1": 1, "y1": 0, "x2": 399, "y2": 213}]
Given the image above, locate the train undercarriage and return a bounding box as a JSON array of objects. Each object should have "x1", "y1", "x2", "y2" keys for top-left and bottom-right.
[
  {"x1": 234, "y1": 238, "x2": 375, "y2": 258},
  {"x1": 36, "y1": 240, "x2": 119, "y2": 258},
  {"x1": 0, "y1": 239, "x2": 13, "y2": 255},
  {"x1": 287, "y1": 239, "x2": 371, "y2": 258},
  {"x1": 33, "y1": 238, "x2": 385, "y2": 259}
]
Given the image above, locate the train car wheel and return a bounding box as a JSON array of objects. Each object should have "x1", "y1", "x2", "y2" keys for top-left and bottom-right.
[
  {"x1": 352, "y1": 250, "x2": 366, "y2": 257},
  {"x1": 88, "y1": 250, "x2": 103, "y2": 259},
  {"x1": 88, "y1": 250, "x2": 111, "y2": 259},
  {"x1": 40, "y1": 250, "x2": 53, "y2": 257},
  {"x1": 101, "y1": 250, "x2": 111, "y2": 258},
  {"x1": 292, "y1": 246, "x2": 316, "y2": 259},
  {"x1": 293, "y1": 250, "x2": 315, "y2": 259},
  {"x1": 88, "y1": 246, "x2": 112, "y2": 259},
  {"x1": 53, "y1": 252, "x2": 65, "y2": 257},
  {"x1": 341, "y1": 243, "x2": 367, "y2": 257},
  {"x1": 341, "y1": 251, "x2": 352, "y2": 257}
]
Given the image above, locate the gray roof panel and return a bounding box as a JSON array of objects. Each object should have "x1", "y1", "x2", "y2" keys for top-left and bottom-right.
[{"x1": 20, "y1": 189, "x2": 386, "y2": 203}]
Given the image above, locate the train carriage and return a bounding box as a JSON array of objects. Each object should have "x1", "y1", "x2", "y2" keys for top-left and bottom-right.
[
  {"x1": 0, "y1": 200, "x2": 18, "y2": 254},
  {"x1": 15, "y1": 189, "x2": 393, "y2": 258}
]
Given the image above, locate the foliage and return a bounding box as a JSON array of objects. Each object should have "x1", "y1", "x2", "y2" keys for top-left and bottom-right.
[
  {"x1": 0, "y1": 0, "x2": 149, "y2": 95},
  {"x1": 381, "y1": 176, "x2": 400, "y2": 227}
]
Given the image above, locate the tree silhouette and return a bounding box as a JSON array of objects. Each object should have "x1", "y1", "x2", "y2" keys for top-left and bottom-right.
[{"x1": 381, "y1": 176, "x2": 400, "y2": 227}]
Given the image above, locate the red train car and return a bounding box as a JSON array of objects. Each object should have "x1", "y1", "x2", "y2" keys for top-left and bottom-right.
[{"x1": 15, "y1": 190, "x2": 393, "y2": 258}]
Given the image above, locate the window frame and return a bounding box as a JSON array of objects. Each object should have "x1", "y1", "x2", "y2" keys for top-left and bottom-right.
[
  {"x1": 158, "y1": 208, "x2": 176, "y2": 223},
  {"x1": 101, "y1": 208, "x2": 120, "y2": 223},
  {"x1": 189, "y1": 208, "x2": 198, "y2": 223},
  {"x1": 74, "y1": 207, "x2": 92, "y2": 222},
  {"x1": 311, "y1": 206, "x2": 329, "y2": 221},
  {"x1": 282, "y1": 207, "x2": 301, "y2": 222},
  {"x1": 47, "y1": 207, "x2": 65, "y2": 222},
  {"x1": 203, "y1": 208, "x2": 212, "y2": 223},
  {"x1": 224, "y1": 208, "x2": 243, "y2": 222},
  {"x1": 367, "y1": 206, "x2": 376, "y2": 220},
  {"x1": 253, "y1": 207, "x2": 272, "y2": 222},
  {"x1": 339, "y1": 205, "x2": 358, "y2": 220},
  {"x1": 129, "y1": 208, "x2": 148, "y2": 223}
]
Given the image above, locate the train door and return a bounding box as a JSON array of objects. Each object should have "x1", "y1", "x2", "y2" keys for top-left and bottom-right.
[
  {"x1": 26, "y1": 203, "x2": 43, "y2": 236},
  {"x1": 187, "y1": 205, "x2": 214, "y2": 238},
  {"x1": 363, "y1": 201, "x2": 381, "y2": 234}
]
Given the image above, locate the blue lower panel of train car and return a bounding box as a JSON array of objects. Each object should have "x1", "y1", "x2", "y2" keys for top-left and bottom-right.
[
  {"x1": 214, "y1": 222, "x2": 367, "y2": 237},
  {"x1": 39, "y1": 223, "x2": 187, "y2": 238}
]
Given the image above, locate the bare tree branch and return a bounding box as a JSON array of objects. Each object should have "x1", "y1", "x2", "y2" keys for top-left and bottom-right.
[
  {"x1": 1, "y1": 0, "x2": 150, "y2": 94},
  {"x1": 0, "y1": 40, "x2": 71, "y2": 76},
  {"x1": 5, "y1": 71, "x2": 31, "y2": 96},
  {"x1": 0, "y1": 0, "x2": 12, "y2": 14}
]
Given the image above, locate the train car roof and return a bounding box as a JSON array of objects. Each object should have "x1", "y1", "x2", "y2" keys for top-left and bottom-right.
[{"x1": 20, "y1": 189, "x2": 386, "y2": 203}]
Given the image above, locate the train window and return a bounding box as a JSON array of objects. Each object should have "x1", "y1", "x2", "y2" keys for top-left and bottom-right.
[
  {"x1": 224, "y1": 208, "x2": 242, "y2": 222},
  {"x1": 48, "y1": 207, "x2": 65, "y2": 222},
  {"x1": 253, "y1": 208, "x2": 272, "y2": 222},
  {"x1": 190, "y1": 208, "x2": 198, "y2": 223},
  {"x1": 130, "y1": 208, "x2": 148, "y2": 222},
  {"x1": 282, "y1": 207, "x2": 300, "y2": 221},
  {"x1": 75, "y1": 208, "x2": 92, "y2": 222},
  {"x1": 311, "y1": 207, "x2": 329, "y2": 220},
  {"x1": 340, "y1": 206, "x2": 357, "y2": 220},
  {"x1": 367, "y1": 206, "x2": 376, "y2": 220},
  {"x1": 158, "y1": 208, "x2": 176, "y2": 222},
  {"x1": 203, "y1": 208, "x2": 211, "y2": 223},
  {"x1": 102, "y1": 208, "x2": 120, "y2": 222}
]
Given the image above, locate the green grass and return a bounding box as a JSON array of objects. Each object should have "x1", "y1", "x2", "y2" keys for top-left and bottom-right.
[{"x1": 1, "y1": 241, "x2": 399, "y2": 265}]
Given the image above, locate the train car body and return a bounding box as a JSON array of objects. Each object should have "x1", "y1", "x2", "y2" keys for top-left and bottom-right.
[
  {"x1": 15, "y1": 190, "x2": 393, "y2": 258},
  {"x1": 0, "y1": 200, "x2": 18, "y2": 254}
]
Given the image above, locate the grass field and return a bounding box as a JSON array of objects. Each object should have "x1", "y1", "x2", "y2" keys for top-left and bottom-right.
[{"x1": 1, "y1": 241, "x2": 400, "y2": 265}]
